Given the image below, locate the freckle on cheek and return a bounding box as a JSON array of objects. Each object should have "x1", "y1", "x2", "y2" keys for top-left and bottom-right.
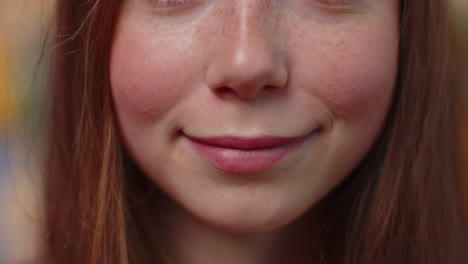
[
  {"x1": 308, "y1": 58, "x2": 394, "y2": 123},
  {"x1": 111, "y1": 61, "x2": 175, "y2": 124},
  {"x1": 111, "y1": 21, "x2": 191, "y2": 125}
]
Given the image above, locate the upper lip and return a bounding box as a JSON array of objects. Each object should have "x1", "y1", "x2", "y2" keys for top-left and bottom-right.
[{"x1": 183, "y1": 133, "x2": 313, "y2": 149}]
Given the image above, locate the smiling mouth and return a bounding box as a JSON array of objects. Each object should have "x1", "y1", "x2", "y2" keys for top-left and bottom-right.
[{"x1": 182, "y1": 132, "x2": 314, "y2": 174}]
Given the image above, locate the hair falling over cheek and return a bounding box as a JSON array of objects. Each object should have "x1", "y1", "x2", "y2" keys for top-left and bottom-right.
[{"x1": 43, "y1": 0, "x2": 468, "y2": 264}]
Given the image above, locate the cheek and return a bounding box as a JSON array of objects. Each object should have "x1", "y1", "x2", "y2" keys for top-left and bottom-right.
[
  {"x1": 109, "y1": 22, "x2": 193, "y2": 126},
  {"x1": 297, "y1": 24, "x2": 398, "y2": 123}
]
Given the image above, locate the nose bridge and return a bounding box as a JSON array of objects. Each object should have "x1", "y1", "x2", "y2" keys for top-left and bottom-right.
[
  {"x1": 235, "y1": 1, "x2": 267, "y2": 57},
  {"x1": 226, "y1": 0, "x2": 272, "y2": 68},
  {"x1": 205, "y1": 1, "x2": 287, "y2": 100}
]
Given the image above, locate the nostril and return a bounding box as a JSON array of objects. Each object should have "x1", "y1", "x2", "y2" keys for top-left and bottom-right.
[
  {"x1": 264, "y1": 84, "x2": 279, "y2": 92},
  {"x1": 215, "y1": 86, "x2": 238, "y2": 100},
  {"x1": 214, "y1": 84, "x2": 283, "y2": 101}
]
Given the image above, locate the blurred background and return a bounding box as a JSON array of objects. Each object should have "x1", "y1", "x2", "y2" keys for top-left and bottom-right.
[{"x1": 0, "y1": 0, "x2": 467, "y2": 263}]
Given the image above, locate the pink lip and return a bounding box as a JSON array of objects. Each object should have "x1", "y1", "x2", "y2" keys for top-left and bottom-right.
[{"x1": 183, "y1": 133, "x2": 312, "y2": 173}]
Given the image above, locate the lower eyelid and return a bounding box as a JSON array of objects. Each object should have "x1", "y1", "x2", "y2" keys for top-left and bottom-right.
[
  {"x1": 145, "y1": 0, "x2": 360, "y2": 16},
  {"x1": 316, "y1": 0, "x2": 355, "y2": 5},
  {"x1": 150, "y1": 0, "x2": 192, "y2": 7}
]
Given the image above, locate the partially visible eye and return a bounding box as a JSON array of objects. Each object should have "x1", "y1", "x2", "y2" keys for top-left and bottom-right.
[
  {"x1": 150, "y1": 0, "x2": 193, "y2": 8},
  {"x1": 314, "y1": 0, "x2": 355, "y2": 6}
]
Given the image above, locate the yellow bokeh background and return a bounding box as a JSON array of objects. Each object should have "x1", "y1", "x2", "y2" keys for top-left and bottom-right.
[{"x1": 0, "y1": 1, "x2": 466, "y2": 263}]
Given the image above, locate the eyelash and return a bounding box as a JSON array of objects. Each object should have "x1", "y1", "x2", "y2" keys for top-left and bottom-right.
[
  {"x1": 314, "y1": 0, "x2": 353, "y2": 6},
  {"x1": 151, "y1": 0, "x2": 353, "y2": 8},
  {"x1": 151, "y1": 0, "x2": 193, "y2": 7}
]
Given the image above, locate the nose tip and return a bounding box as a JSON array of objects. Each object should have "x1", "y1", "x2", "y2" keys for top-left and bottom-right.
[
  {"x1": 206, "y1": 50, "x2": 288, "y2": 100},
  {"x1": 204, "y1": 4, "x2": 288, "y2": 101}
]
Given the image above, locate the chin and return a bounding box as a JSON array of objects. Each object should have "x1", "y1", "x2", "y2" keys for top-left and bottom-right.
[{"x1": 176, "y1": 189, "x2": 306, "y2": 233}]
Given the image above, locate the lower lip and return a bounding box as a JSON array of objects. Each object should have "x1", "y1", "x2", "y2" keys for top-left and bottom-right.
[{"x1": 184, "y1": 135, "x2": 311, "y2": 174}]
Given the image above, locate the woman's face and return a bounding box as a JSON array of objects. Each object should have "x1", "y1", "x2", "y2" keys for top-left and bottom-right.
[{"x1": 110, "y1": 0, "x2": 399, "y2": 232}]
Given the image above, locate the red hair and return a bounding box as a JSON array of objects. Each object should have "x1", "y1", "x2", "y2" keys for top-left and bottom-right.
[{"x1": 44, "y1": 0, "x2": 468, "y2": 263}]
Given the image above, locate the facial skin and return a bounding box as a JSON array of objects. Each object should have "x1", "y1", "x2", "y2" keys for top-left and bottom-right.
[{"x1": 110, "y1": 0, "x2": 399, "y2": 259}]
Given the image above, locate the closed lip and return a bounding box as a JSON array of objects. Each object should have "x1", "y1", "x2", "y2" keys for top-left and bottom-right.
[
  {"x1": 182, "y1": 134, "x2": 312, "y2": 150},
  {"x1": 182, "y1": 131, "x2": 314, "y2": 173}
]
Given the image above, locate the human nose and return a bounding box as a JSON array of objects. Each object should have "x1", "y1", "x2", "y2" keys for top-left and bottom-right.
[{"x1": 204, "y1": 2, "x2": 288, "y2": 100}]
